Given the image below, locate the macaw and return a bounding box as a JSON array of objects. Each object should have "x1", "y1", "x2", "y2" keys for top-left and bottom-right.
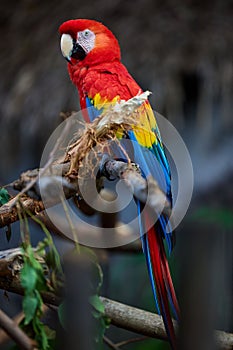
[{"x1": 59, "y1": 19, "x2": 179, "y2": 348}]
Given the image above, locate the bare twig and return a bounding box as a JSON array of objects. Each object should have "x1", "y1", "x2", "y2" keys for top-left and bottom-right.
[
  {"x1": 0, "y1": 308, "x2": 36, "y2": 350},
  {"x1": 0, "y1": 311, "x2": 24, "y2": 345},
  {"x1": 103, "y1": 336, "x2": 121, "y2": 350},
  {"x1": 9, "y1": 118, "x2": 72, "y2": 208},
  {"x1": 116, "y1": 336, "x2": 148, "y2": 347},
  {"x1": 0, "y1": 305, "x2": 49, "y2": 347}
]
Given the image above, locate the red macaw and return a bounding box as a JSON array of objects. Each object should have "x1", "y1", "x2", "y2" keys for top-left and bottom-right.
[{"x1": 59, "y1": 19, "x2": 179, "y2": 348}]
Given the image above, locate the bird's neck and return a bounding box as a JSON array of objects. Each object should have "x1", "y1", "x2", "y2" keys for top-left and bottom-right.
[{"x1": 68, "y1": 60, "x2": 120, "y2": 108}]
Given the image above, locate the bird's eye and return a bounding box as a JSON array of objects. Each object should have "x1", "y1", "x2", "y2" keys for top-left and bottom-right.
[{"x1": 84, "y1": 30, "x2": 90, "y2": 37}]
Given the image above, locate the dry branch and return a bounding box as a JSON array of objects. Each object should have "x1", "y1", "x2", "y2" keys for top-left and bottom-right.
[
  {"x1": 0, "y1": 311, "x2": 24, "y2": 346},
  {"x1": 0, "y1": 255, "x2": 232, "y2": 349},
  {"x1": 0, "y1": 308, "x2": 36, "y2": 350},
  {"x1": 0, "y1": 196, "x2": 44, "y2": 228}
]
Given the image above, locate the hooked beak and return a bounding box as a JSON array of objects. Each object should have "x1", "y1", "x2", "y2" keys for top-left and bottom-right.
[{"x1": 60, "y1": 33, "x2": 86, "y2": 64}]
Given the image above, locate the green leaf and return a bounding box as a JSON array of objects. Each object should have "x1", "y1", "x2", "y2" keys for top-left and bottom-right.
[
  {"x1": 93, "y1": 313, "x2": 111, "y2": 345},
  {"x1": 18, "y1": 215, "x2": 61, "y2": 350},
  {"x1": 40, "y1": 327, "x2": 49, "y2": 350},
  {"x1": 103, "y1": 315, "x2": 111, "y2": 328},
  {"x1": 34, "y1": 268, "x2": 47, "y2": 292},
  {"x1": 0, "y1": 188, "x2": 10, "y2": 206},
  {"x1": 89, "y1": 295, "x2": 105, "y2": 314},
  {"x1": 23, "y1": 294, "x2": 38, "y2": 324},
  {"x1": 34, "y1": 319, "x2": 49, "y2": 350},
  {"x1": 20, "y1": 262, "x2": 37, "y2": 292},
  {"x1": 45, "y1": 248, "x2": 62, "y2": 274},
  {"x1": 34, "y1": 290, "x2": 43, "y2": 315}
]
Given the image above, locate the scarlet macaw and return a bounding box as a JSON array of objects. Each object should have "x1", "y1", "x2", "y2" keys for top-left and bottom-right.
[{"x1": 59, "y1": 19, "x2": 179, "y2": 348}]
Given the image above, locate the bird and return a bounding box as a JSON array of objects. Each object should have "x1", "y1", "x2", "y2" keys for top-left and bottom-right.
[{"x1": 59, "y1": 19, "x2": 179, "y2": 348}]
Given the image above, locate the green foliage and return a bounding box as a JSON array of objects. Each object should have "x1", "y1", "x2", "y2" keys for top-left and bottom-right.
[
  {"x1": 17, "y1": 202, "x2": 110, "y2": 349},
  {"x1": 90, "y1": 294, "x2": 105, "y2": 314},
  {"x1": 17, "y1": 205, "x2": 62, "y2": 350},
  {"x1": 0, "y1": 187, "x2": 10, "y2": 205},
  {"x1": 90, "y1": 294, "x2": 110, "y2": 345},
  {"x1": 20, "y1": 241, "x2": 56, "y2": 350},
  {"x1": 20, "y1": 246, "x2": 47, "y2": 349}
]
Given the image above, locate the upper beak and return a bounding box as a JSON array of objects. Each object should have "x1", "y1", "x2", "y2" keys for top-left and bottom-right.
[{"x1": 60, "y1": 34, "x2": 73, "y2": 63}]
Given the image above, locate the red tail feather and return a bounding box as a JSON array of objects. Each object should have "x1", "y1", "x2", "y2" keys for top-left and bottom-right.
[{"x1": 146, "y1": 214, "x2": 178, "y2": 349}]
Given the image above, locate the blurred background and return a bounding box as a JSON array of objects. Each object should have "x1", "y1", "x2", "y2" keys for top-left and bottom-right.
[{"x1": 0, "y1": 0, "x2": 232, "y2": 349}]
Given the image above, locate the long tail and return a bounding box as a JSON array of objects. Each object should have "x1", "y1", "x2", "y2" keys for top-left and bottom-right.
[{"x1": 138, "y1": 203, "x2": 179, "y2": 349}]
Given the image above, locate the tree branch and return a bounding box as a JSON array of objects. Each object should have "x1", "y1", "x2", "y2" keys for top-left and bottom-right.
[
  {"x1": 0, "y1": 196, "x2": 45, "y2": 228},
  {"x1": 0, "y1": 157, "x2": 170, "y2": 229},
  {"x1": 116, "y1": 336, "x2": 148, "y2": 347},
  {"x1": 103, "y1": 336, "x2": 121, "y2": 350},
  {"x1": 0, "y1": 311, "x2": 24, "y2": 346},
  {"x1": 0, "y1": 308, "x2": 36, "y2": 350},
  {"x1": 101, "y1": 296, "x2": 168, "y2": 341}
]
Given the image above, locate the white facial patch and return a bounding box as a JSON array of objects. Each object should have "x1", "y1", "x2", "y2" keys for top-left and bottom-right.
[
  {"x1": 77, "y1": 29, "x2": 95, "y2": 54},
  {"x1": 60, "y1": 34, "x2": 73, "y2": 59}
]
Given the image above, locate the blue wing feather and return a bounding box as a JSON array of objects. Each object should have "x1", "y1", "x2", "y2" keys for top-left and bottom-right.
[{"x1": 85, "y1": 96, "x2": 102, "y2": 121}]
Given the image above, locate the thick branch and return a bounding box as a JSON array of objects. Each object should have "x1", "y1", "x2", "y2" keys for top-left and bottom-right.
[
  {"x1": 0, "y1": 158, "x2": 170, "y2": 229},
  {"x1": 101, "y1": 296, "x2": 168, "y2": 341},
  {"x1": 0, "y1": 196, "x2": 44, "y2": 228}
]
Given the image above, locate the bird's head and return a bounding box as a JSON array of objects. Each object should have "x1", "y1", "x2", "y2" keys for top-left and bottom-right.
[{"x1": 59, "y1": 19, "x2": 121, "y2": 66}]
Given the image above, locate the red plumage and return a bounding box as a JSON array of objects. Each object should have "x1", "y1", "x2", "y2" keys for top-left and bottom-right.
[{"x1": 69, "y1": 61, "x2": 141, "y2": 110}]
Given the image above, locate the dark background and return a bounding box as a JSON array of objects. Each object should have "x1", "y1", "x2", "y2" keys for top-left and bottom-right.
[{"x1": 0, "y1": 0, "x2": 232, "y2": 349}]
